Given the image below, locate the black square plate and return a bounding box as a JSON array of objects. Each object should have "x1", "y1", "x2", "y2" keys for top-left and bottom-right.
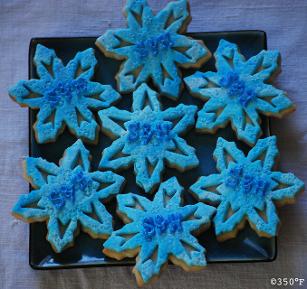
[{"x1": 28, "y1": 30, "x2": 276, "y2": 269}]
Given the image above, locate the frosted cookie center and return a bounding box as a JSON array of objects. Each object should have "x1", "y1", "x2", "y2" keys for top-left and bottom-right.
[
  {"x1": 45, "y1": 78, "x2": 88, "y2": 108},
  {"x1": 219, "y1": 72, "x2": 256, "y2": 107},
  {"x1": 225, "y1": 165, "x2": 269, "y2": 196},
  {"x1": 142, "y1": 213, "x2": 183, "y2": 240},
  {"x1": 49, "y1": 170, "x2": 92, "y2": 209},
  {"x1": 127, "y1": 120, "x2": 172, "y2": 145},
  {"x1": 135, "y1": 32, "x2": 174, "y2": 59}
]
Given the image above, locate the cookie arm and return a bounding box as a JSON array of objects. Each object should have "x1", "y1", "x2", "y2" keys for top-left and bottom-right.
[
  {"x1": 65, "y1": 48, "x2": 97, "y2": 80},
  {"x1": 165, "y1": 136, "x2": 199, "y2": 171},
  {"x1": 246, "y1": 136, "x2": 278, "y2": 171},
  {"x1": 190, "y1": 174, "x2": 224, "y2": 204},
  {"x1": 162, "y1": 104, "x2": 197, "y2": 134},
  {"x1": 214, "y1": 199, "x2": 246, "y2": 240},
  {"x1": 34, "y1": 105, "x2": 65, "y2": 143},
  {"x1": 270, "y1": 171, "x2": 304, "y2": 203},
  {"x1": 99, "y1": 138, "x2": 133, "y2": 170},
  {"x1": 46, "y1": 216, "x2": 79, "y2": 253},
  {"x1": 84, "y1": 82, "x2": 121, "y2": 109},
  {"x1": 169, "y1": 235, "x2": 207, "y2": 270},
  {"x1": 243, "y1": 49, "x2": 281, "y2": 82},
  {"x1": 59, "y1": 139, "x2": 91, "y2": 172},
  {"x1": 134, "y1": 157, "x2": 164, "y2": 193},
  {"x1": 246, "y1": 200, "x2": 279, "y2": 237},
  {"x1": 12, "y1": 190, "x2": 49, "y2": 222},
  {"x1": 254, "y1": 83, "x2": 295, "y2": 117},
  {"x1": 23, "y1": 157, "x2": 60, "y2": 189},
  {"x1": 79, "y1": 200, "x2": 113, "y2": 238},
  {"x1": 9, "y1": 79, "x2": 46, "y2": 109},
  {"x1": 89, "y1": 171, "x2": 125, "y2": 199},
  {"x1": 98, "y1": 107, "x2": 132, "y2": 138},
  {"x1": 155, "y1": 0, "x2": 190, "y2": 33},
  {"x1": 213, "y1": 137, "x2": 246, "y2": 172}
]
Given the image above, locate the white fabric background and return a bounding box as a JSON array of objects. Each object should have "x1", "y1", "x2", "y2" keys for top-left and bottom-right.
[{"x1": 0, "y1": 1, "x2": 306, "y2": 288}]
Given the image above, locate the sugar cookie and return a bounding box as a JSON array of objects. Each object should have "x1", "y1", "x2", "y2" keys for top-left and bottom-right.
[
  {"x1": 12, "y1": 140, "x2": 125, "y2": 252},
  {"x1": 103, "y1": 177, "x2": 215, "y2": 286},
  {"x1": 185, "y1": 39, "x2": 295, "y2": 145},
  {"x1": 98, "y1": 83, "x2": 199, "y2": 193},
  {"x1": 190, "y1": 136, "x2": 304, "y2": 241},
  {"x1": 96, "y1": 0, "x2": 211, "y2": 99},
  {"x1": 9, "y1": 44, "x2": 120, "y2": 143}
]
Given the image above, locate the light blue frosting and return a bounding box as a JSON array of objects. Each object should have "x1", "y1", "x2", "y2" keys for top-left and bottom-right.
[
  {"x1": 190, "y1": 136, "x2": 304, "y2": 239},
  {"x1": 98, "y1": 83, "x2": 199, "y2": 193},
  {"x1": 9, "y1": 44, "x2": 120, "y2": 143},
  {"x1": 103, "y1": 177, "x2": 216, "y2": 285},
  {"x1": 96, "y1": 0, "x2": 211, "y2": 99},
  {"x1": 184, "y1": 39, "x2": 295, "y2": 145},
  {"x1": 12, "y1": 140, "x2": 125, "y2": 253}
]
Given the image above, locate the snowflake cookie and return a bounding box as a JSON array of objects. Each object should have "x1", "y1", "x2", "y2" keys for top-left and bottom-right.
[
  {"x1": 12, "y1": 140, "x2": 125, "y2": 253},
  {"x1": 190, "y1": 136, "x2": 304, "y2": 241},
  {"x1": 96, "y1": 0, "x2": 211, "y2": 99},
  {"x1": 9, "y1": 44, "x2": 120, "y2": 144},
  {"x1": 98, "y1": 83, "x2": 199, "y2": 193},
  {"x1": 184, "y1": 39, "x2": 295, "y2": 145},
  {"x1": 103, "y1": 177, "x2": 216, "y2": 286}
]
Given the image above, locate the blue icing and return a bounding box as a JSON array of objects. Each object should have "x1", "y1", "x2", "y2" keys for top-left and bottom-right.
[
  {"x1": 135, "y1": 32, "x2": 174, "y2": 59},
  {"x1": 103, "y1": 177, "x2": 216, "y2": 286},
  {"x1": 225, "y1": 164, "x2": 243, "y2": 188},
  {"x1": 48, "y1": 169, "x2": 93, "y2": 210},
  {"x1": 142, "y1": 213, "x2": 182, "y2": 240},
  {"x1": 45, "y1": 78, "x2": 88, "y2": 108},
  {"x1": 219, "y1": 71, "x2": 239, "y2": 86},
  {"x1": 96, "y1": 0, "x2": 211, "y2": 99},
  {"x1": 72, "y1": 170, "x2": 93, "y2": 191},
  {"x1": 127, "y1": 120, "x2": 172, "y2": 144},
  {"x1": 9, "y1": 44, "x2": 120, "y2": 143},
  {"x1": 219, "y1": 71, "x2": 256, "y2": 107},
  {"x1": 168, "y1": 213, "x2": 183, "y2": 233},
  {"x1": 49, "y1": 184, "x2": 75, "y2": 209},
  {"x1": 242, "y1": 174, "x2": 254, "y2": 193},
  {"x1": 99, "y1": 84, "x2": 199, "y2": 193},
  {"x1": 49, "y1": 190, "x2": 66, "y2": 209},
  {"x1": 139, "y1": 123, "x2": 153, "y2": 145},
  {"x1": 11, "y1": 140, "x2": 125, "y2": 253},
  {"x1": 190, "y1": 136, "x2": 305, "y2": 240},
  {"x1": 155, "y1": 215, "x2": 168, "y2": 234},
  {"x1": 254, "y1": 178, "x2": 270, "y2": 196},
  {"x1": 225, "y1": 164, "x2": 269, "y2": 196},
  {"x1": 142, "y1": 217, "x2": 156, "y2": 240},
  {"x1": 184, "y1": 39, "x2": 295, "y2": 145}
]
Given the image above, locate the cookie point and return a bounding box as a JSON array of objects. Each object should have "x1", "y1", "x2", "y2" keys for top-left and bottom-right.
[{"x1": 217, "y1": 136, "x2": 227, "y2": 145}]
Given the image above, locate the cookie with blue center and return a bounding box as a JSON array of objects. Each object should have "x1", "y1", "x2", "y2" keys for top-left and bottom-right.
[
  {"x1": 190, "y1": 136, "x2": 304, "y2": 241},
  {"x1": 12, "y1": 140, "x2": 125, "y2": 253},
  {"x1": 9, "y1": 44, "x2": 120, "y2": 144},
  {"x1": 184, "y1": 39, "x2": 295, "y2": 145},
  {"x1": 98, "y1": 83, "x2": 199, "y2": 193},
  {"x1": 103, "y1": 177, "x2": 216, "y2": 286},
  {"x1": 96, "y1": 0, "x2": 211, "y2": 99}
]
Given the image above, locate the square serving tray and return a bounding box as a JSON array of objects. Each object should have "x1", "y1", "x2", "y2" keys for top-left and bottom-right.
[{"x1": 28, "y1": 30, "x2": 276, "y2": 269}]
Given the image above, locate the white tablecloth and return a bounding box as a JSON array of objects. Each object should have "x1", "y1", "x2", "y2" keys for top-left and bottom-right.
[{"x1": 0, "y1": 1, "x2": 306, "y2": 288}]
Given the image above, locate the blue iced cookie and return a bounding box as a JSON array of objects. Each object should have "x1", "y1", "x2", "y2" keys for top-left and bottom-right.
[
  {"x1": 184, "y1": 39, "x2": 295, "y2": 145},
  {"x1": 12, "y1": 140, "x2": 125, "y2": 253},
  {"x1": 9, "y1": 44, "x2": 120, "y2": 143},
  {"x1": 98, "y1": 83, "x2": 199, "y2": 193},
  {"x1": 103, "y1": 177, "x2": 216, "y2": 286},
  {"x1": 190, "y1": 136, "x2": 304, "y2": 241},
  {"x1": 96, "y1": 0, "x2": 211, "y2": 99}
]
